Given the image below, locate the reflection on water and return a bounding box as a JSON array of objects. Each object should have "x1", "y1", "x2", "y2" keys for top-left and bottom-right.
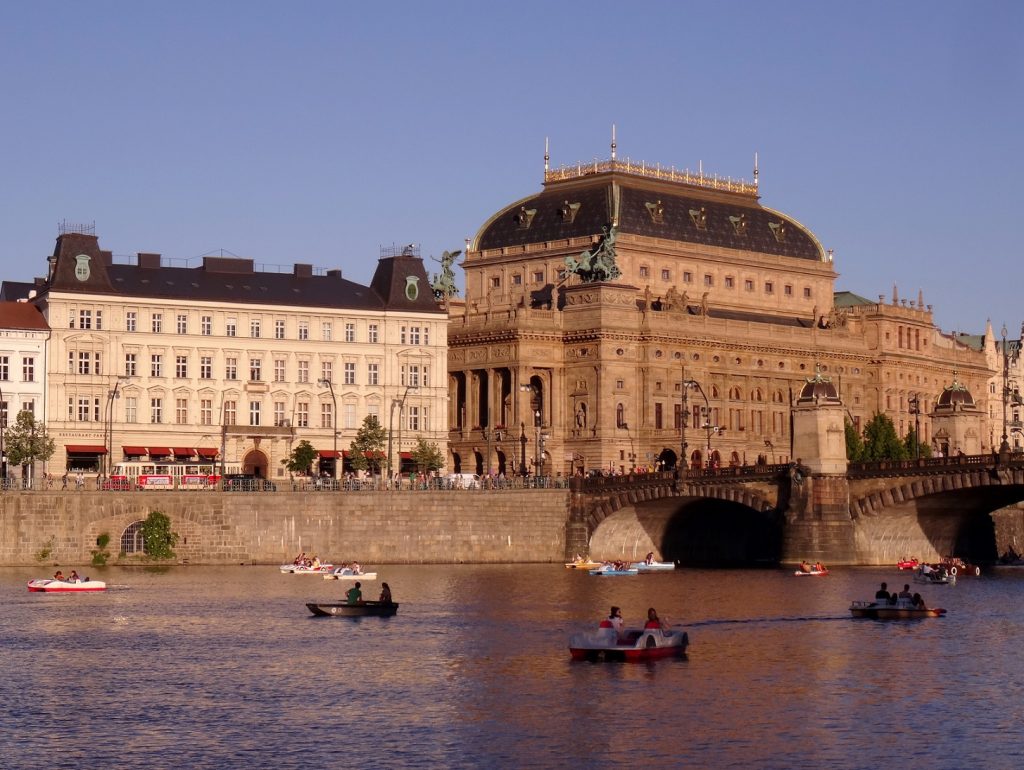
[{"x1": 3, "y1": 564, "x2": 1023, "y2": 768}]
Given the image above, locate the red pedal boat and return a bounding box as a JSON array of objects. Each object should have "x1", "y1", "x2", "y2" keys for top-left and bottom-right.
[{"x1": 569, "y1": 626, "x2": 689, "y2": 662}]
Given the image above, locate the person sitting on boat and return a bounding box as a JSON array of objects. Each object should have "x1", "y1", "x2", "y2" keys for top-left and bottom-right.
[
  {"x1": 645, "y1": 552, "x2": 655, "y2": 565},
  {"x1": 310, "y1": 555, "x2": 321, "y2": 570},
  {"x1": 813, "y1": 562, "x2": 825, "y2": 572},
  {"x1": 345, "y1": 581, "x2": 363, "y2": 605},
  {"x1": 293, "y1": 552, "x2": 305, "y2": 565},
  {"x1": 875, "y1": 582, "x2": 891, "y2": 601},
  {"x1": 912, "y1": 593, "x2": 927, "y2": 609},
  {"x1": 351, "y1": 562, "x2": 361, "y2": 574},
  {"x1": 53, "y1": 570, "x2": 65, "y2": 581},
  {"x1": 799, "y1": 561, "x2": 811, "y2": 573},
  {"x1": 68, "y1": 570, "x2": 81, "y2": 583},
  {"x1": 898, "y1": 584, "x2": 912, "y2": 600},
  {"x1": 379, "y1": 582, "x2": 393, "y2": 604},
  {"x1": 644, "y1": 608, "x2": 669, "y2": 632}
]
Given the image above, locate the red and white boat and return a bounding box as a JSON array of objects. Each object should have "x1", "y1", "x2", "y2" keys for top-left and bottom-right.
[
  {"x1": 849, "y1": 599, "x2": 946, "y2": 619},
  {"x1": 793, "y1": 568, "x2": 829, "y2": 576},
  {"x1": 28, "y1": 578, "x2": 106, "y2": 593},
  {"x1": 569, "y1": 626, "x2": 689, "y2": 662},
  {"x1": 279, "y1": 563, "x2": 334, "y2": 574},
  {"x1": 897, "y1": 558, "x2": 920, "y2": 570}
]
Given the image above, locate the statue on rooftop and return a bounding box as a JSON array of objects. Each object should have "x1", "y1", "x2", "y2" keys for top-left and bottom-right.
[
  {"x1": 565, "y1": 226, "x2": 621, "y2": 283},
  {"x1": 430, "y1": 249, "x2": 462, "y2": 301}
]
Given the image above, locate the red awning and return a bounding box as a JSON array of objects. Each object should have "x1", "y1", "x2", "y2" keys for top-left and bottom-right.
[
  {"x1": 196, "y1": 447, "x2": 219, "y2": 458},
  {"x1": 122, "y1": 445, "x2": 147, "y2": 456},
  {"x1": 318, "y1": 450, "x2": 340, "y2": 459},
  {"x1": 341, "y1": 450, "x2": 382, "y2": 458},
  {"x1": 66, "y1": 444, "x2": 108, "y2": 454},
  {"x1": 172, "y1": 447, "x2": 195, "y2": 457},
  {"x1": 399, "y1": 452, "x2": 413, "y2": 459},
  {"x1": 148, "y1": 447, "x2": 172, "y2": 456}
]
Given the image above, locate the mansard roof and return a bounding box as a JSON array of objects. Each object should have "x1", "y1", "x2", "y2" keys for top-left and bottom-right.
[{"x1": 473, "y1": 162, "x2": 824, "y2": 262}]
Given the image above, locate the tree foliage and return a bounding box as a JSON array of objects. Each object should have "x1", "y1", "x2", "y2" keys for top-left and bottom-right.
[
  {"x1": 350, "y1": 415, "x2": 386, "y2": 475},
  {"x1": 141, "y1": 510, "x2": 179, "y2": 561},
  {"x1": 411, "y1": 437, "x2": 444, "y2": 473},
  {"x1": 4, "y1": 410, "x2": 55, "y2": 473},
  {"x1": 282, "y1": 439, "x2": 318, "y2": 475},
  {"x1": 903, "y1": 427, "x2": 933, "y2": 459},
  {"x1": 845, "y1": 419, "x2": 865, "y2": 462},
  {"x1": 861, "y1": 413, "x2": 909, "y2": 461}
]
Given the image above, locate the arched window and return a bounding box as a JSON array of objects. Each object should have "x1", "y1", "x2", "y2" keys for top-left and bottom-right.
[
  {"x1": 616, "y1": 403, "x2": 626, "y2": 428},
  {"x1": 752, "y1": 388, "x2": 763, "y2": 402},
  {"x1": 711, "y1": 385, "x2": 720, "y2": 399},
  {"x1": 120, "y1": 521, "x2": 146, "y2": 555}
]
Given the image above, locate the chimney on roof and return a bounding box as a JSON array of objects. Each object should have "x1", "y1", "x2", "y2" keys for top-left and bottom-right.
[
  {"x1": 294, "y1": 264, "x2": 313, "y2": 278},
  {"x1": 326, "y1": 269, "x2": 342, "y2": 279},
  {"x1": 138, "y1": 252, "x2": 162, "y2": 269}
]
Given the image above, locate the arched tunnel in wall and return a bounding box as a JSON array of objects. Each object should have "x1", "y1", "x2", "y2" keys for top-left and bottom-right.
[{"x1": 588, "y1": 497, "x2": 784, "y2": 568}]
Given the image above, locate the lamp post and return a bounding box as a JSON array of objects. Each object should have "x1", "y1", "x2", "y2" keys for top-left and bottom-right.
[
  {"x1": 519, "y1": 382, "x2": 542, "y2": 479},
  {"x1": 1001, "y1": 325, "x2": 1011, "y2": 455},
  {"x1": 104, "y1": 376, "x2": 130, "y2": 478},
  {"x1": 317, "y1": 378, "x2": 338, "y2": 477},
  {"x1": 519, "y1": 422, "x2": 528, "y2": 477},
  {"x1": 387, "y1": 384, "x2": 417, "y2": 488},
  {"x1": 764, "y1": 438, "x2": 775, "y2": 464},
  {"x1": 684, "y1": 379, "x2": 715, "y2": 466},
  {"x1": 0, "y1": 384, "x2": 5, "y2": 484},
  {"x1": 679, "y1": 368, "x2": 690, "y2": 475},
  {"x1": 908, "y1": 394, "x2": 921, "y2": 460}
]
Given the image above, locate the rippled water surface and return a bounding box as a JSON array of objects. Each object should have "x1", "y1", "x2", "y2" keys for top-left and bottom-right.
[{"x1": 4, "y1": 563, "x2": 1024, "y2": 769}]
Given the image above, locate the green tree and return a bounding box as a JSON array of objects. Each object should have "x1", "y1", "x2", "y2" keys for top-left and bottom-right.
[
  {"x1": 845, "y1": 419, "x2": 865, "y2": 462},
  {"x1": 861, "y1": 413, "x2": 909, "y2": 461},
  {"x1": 902, "y1": 427, "x2": 933, "y2": 460},
  {"x1": 282, "y1": 439, "x2": 318, "y2": 476},
  {"x1": 411, "y1": 437, "x2": 444, "y2": 473},
  {"x1": 350, "y1": 415, "x2": 386, "y2": 476},
  {"x1": 4, "y1": 410, "x2": 56, "y2": 480},
  {"x1": 140, "y1": 510, "x2": 179, "y2": 561}
]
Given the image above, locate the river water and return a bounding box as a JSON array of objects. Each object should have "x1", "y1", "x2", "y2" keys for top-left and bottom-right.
[{"x1": 4, "y1": 563, "x2": 1023, "y2": 769}]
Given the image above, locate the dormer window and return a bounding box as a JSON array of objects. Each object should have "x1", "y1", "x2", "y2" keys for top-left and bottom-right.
[
  {"x1": 768, "y1": 221, "x2": 787, "y2": 243},
  {"x1": 514, "y1": 206, "x2": 537, "y2": 229},
  {"x1": 645, "y1": 200, "x2": 664, "y2": 224},
  {"x1": 729, "y1": 214, "x2": 747, "y2": 236},
  {"x1": 558, "y1": 200, "x2": 581, "y2": 223},
  {"x1": 689, "y1": 207, "x2": 708, "y2": 230}
]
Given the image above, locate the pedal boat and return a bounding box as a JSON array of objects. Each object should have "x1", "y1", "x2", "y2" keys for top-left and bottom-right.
[
  {"x1": 306, "y1": 601, "x2": 398, "y2": 617},
  {"x1": 28, "y1": 578, "x2": 106, "y2": 593},
  {"x1": 569, "y1": 626, "x2": 689, "y2": 661},
  {"x1": 849, "y1": 599, "x2": 946, "y2": 619}
]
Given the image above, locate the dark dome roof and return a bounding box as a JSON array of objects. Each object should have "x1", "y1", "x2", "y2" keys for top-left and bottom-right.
[
  {"x1": 473, "y1": 170, "x2": 823, "y2": 261},
  {"x1": 937, "y1": 380, "x2": 975, "y2": 408},
  {"x1": 797, "y1": 372, "x2": 840, "y2": 403}
]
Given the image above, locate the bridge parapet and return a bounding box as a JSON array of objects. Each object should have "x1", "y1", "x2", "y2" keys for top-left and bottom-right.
[{"x1": 848, "y1": 454, "x2": 1024, "y2": 480}]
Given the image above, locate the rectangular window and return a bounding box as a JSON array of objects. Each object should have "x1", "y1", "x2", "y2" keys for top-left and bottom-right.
[
  {"x1": 249, "y1": 358, "x2": 262, "y2": 381},
  {"x1": 274, "y1": 401, "x2": 286, "y2": 427},
  {"x1": 367, "y1": 363, "x2": 379, "y2": 386},
  {"x1": 491, "y1": 276, "x2": 501, "y2": 288},
  {"x1": 296, "y1": 401, "x2": 309, "y2": 428},
  {"x1": 344, "y1": 362, "x2": 356, "y2": 385},
  {"x1": 177, "y1": 314, "x2": 188, "y2": 334},
  {"x1": 655, "y1": 402, "x2": 663, "y2": 430},
  {"x1": 344, "y1": 403, "x2": 356, "y2": 429},
  {"x1": 400, "y1": 326, "x2": 407, "y2": 345},
  {"x1": 533, "y1": 271, "x2": 544, "y2": 283},
  {"x1": 322, "y1": 322, "x2": 332, "y2": 341},
  {"x1": 0, "y1": 356, "x2": 8, "y2": 381},
  {"x1": 275, "y1": 319, "x2": 286, "y2": 339},
  {"x1": 410, "y1": 327, "x2": 421, "y2": 345},
  {"x1": 126, "y1": 311, "x2": 137, "y2": 332},
  {"x1": 69, "y1": 309, "x2": 75, "y2": 329},
  {"x1": 345, "y1": 323, "x2": 355, "y2": 343},
  {"x1": 407, "y1": 405, "x2": 420, "y2": 432},
  {"x1": 321, "y1": 361, "x2": 332, "y2": 383},
  {"x1": 23, "y1": 357, "x2": 34, "y2": 382},
  {"x1": 151, "y1": 398, "x2": 163, "y2": 424},
  {"x1": 225, "y1": 358, "x2": 237, "y2": 380},
  {"x1": 79, "y1": 310, "x2": 92, "y2": 329},
  {"x1": 201, "y1": 315, "x2": 212, "y2": 336},
  {"x1": 408, "y1": 365, "x2": 420, "y2": 387},
  {"x1": 226, "y1": 319, "x2": 236, "y2": 337},
  {"x1": 704, "y1": 274, "x2": 713, "y2": 287},
  {"x1": 125, "y1": 397, "x2": 137, "y2": 423},
  {"x1": 200, "y1": 356, "x2": 212, "y2": 379},
  {"x1": 224, "y1": 400, "x2": 237, "y2": 425},
  {"x1": 661, "y1": 269, "x2": 670, "y2": 281},
  {"x1": 683, "y1": 271, "x2": 693, "y2": 284},
  {"x1": 176, "y1": 355, "x2": 188, "y2": 378},
  {"x1": 512, "y1": 274, "x2": 522, "y2": 286},
  {"x1": 200, "y1": 399, "x2": 212, "y2": 426},
  {"x1": 321, "y1": 402, "x2": 333, "y2": 429},
  {"x1": 784, "y1": 284, "x2": 793, "y2": 296},
  {"x1": 639, "y1": 266, "x2": 649, "y2": 278},
  {"x1": 368, "y1": 324, "x2": 379, "y2": 344},
  {"x1": 298, "y1": 360, "x2": 309, "y2": 383},
  {"x1": 249, "y1": 400, "x2": 261, "y2": 426},
  {"x1": 152, "y1": 313, "x2": 162, "y2": 333},
  {"x1": 298, "y1": 322, "x2": 308, "y2": 340},
  {"x1": 765, "y1": 281, "x2": 774, "y2": 294},
  {"x1": 745, "y1": 279, "x2": 754, "y2": 291},
  {"x1": 96, "y1": 310, "x2": 103, "y2": 330},
  {"x1": 725, "y1": 276, "x2": 735, "y2": 289},
  {"x1": 78, "y1": 352, "x2": 91, "y2": 375},
  {"x1": 151, "y1": 354, "x2": 163, "y2": 378},
  {"x1": 176, "y1": 398, "x2": 188, "y2": 424},
  {"x1": 78, "y1": 397, "x2": 90, "y2": 422},
  {"x1": 250, "y1": 319, "x2": 261, "y2": 338},
  {"x1": 803, "y1": 287, "x2": 812, "y2": 299},
  {"x1": 274, "y1": 359, "x2": 286, "y2": 382}
]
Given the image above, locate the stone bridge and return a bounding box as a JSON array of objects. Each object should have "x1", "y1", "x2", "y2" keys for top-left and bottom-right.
[{"x1": 567, "y1": 456, "x2": 1024, "y2": 566}]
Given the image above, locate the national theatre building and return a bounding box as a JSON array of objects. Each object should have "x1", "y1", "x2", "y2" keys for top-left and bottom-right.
[{"x1": 446, "y1": 144, "x2": 1001, "y2": 477}]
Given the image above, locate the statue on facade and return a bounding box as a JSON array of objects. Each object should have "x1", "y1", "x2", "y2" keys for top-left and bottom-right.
[
  {"x1": 700, "y1": 291, "x2": 709, "y2": 316},
  {"x1": 430, "y1": 249, "x2": 462, "y2": 301},
  {"x1": 564, "y1": 226, "x2": 621, "y2": 283}
]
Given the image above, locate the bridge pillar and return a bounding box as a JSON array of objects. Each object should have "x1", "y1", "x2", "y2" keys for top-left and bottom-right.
[{"x1": 781, "y1": 473, "x2": 859, "y2": 564}]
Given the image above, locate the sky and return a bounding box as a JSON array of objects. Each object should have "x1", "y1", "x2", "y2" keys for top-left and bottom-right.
[{"x1": 1, "y1": 1, "x2": 1022, "y2": 335}]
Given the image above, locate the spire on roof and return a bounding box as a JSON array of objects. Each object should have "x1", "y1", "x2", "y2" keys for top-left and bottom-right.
[{"x1": 610, "y1": 124, "x2": 617, "y2": 161}]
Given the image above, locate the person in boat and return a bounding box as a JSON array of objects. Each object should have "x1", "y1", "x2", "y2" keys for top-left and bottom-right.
[
  {"x1": 645, "y1": 552, "x2": 655, "y2": 565},
  {"x1": 799, "y1": 561, "x2": 812, "y2": 573},
  {"x1": 310, "y1": 555, "x2": 321, "y2": 570},
  {"x1": 351, "y1": 562, "x2": 361, "y2": 574},
  {"x1": 644, "y1": 608, "x2": 669, "y2": 632},
  {"x1": 912, "y1": 593, "x2": 926, "y2": 609},
  {"x1": 813, "y1": 562, "x2": 825, "y2": 572},
  {"x1": 875, "y1": 582, "x2": 891, "y2": 601},
  {"x1": 293, "y1": 552, "x2": 305, "y2": 566},
  {"x1": 379, "y1": 582, "x2": 393, "y2": 604},
  {"x1": 53, "y1": 570, "x2": 65, "y2": 581},
  {"x1": 345, "y1": 581, "x2": 363, "y2": 605},
  {"x1": 68, "y1": 570, "x2": 81, "y2": 583},
  {"x1": 598, "y1": 606, "x2": 624, "y2": 637},
  {"x1": 898, "y1": 584, "x2": 912, "y2": 600}
]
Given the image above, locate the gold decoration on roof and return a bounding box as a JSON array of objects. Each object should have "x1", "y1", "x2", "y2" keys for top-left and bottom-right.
[{"x1": 544, "y1": 157, "x2": 757, "y2": 196}]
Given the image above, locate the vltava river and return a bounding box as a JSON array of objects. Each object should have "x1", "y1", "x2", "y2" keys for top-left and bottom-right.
[{"x1": 4, "y1": 563, "x2": 1023, "y2": 769}]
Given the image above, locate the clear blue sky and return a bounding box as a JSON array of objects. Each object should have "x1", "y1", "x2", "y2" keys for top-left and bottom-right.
[{"x1": 2, "y1": 1, "x2": 1021, "y2": 335}]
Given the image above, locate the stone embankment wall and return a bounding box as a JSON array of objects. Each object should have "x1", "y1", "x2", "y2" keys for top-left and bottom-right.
[{"x1": 0, "y1": 490, "x2": 571, "y2": 566}]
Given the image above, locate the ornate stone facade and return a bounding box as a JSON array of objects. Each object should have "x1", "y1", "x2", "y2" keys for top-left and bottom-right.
[{"x1": 447, "y1": 152, "x2": 999, "y2": 477}]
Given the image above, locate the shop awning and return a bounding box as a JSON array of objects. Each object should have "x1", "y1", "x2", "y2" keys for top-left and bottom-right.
[
  {"x1": 172, "y1": 447, "x2": 196, "y2": 457},
  {"x1": 122, "y1": 445, "x2": 147, "y2": 456},
  {"x1": 341, "y1": 450, "x2": 382, "y2": 458},
  {"x1": 196, "y1": 447, "x2": 219, "y2": 458},
  {"x1": 66, "y1": 444, "x2": 108, "y2": 454},
  {"x1": 318, "y1": 450, "x2": 340, "y2": 459},
  {"x1": 147, "y1": 447, "x2": 172, "y2": 456},
  {"x1": 399, "y1": 452, "x2": 413, "y2": 459}
]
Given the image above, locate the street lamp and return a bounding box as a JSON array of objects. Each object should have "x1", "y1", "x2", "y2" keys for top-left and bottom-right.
[
  {"x1": 519, "y1": 382, "x2": 542, "y2": 479},
  {"x1": 908, "y1": 394, "x2": 921, "y2": 460},
  {"x1": 0, "y1": 384, "x2": 6, "y2": 483},
  {"x1": 317, "y1": 378, "x2": 338, "y2": 477},
  {"x1": 519, "y1": 422, "x2": 528, "y2": 477},
  {"x1": 684, "y1": 379, "x2": 716, "y2": 466},
  {"x1": 104, "y1": 376, "x2": 130, "y2": 477},
  {"x1": 387, "y1": 384, "x2": 418, "y2": 488},
  {"x1": 764, "y1": 438, "x2": 775, "y2": 464}
]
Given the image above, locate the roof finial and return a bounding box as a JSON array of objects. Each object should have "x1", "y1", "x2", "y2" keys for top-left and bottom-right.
[
  {"x1": 753, "y1": 151, "x2": 759, "y2": 187},
  {"x1": 610, "y1": 124, "x2": 617, "y2": 161},
  {"x1": 699, "y1": 159, "x2": 703, "y2": 177},
  {"x1": 544, "y1": 137, "x2": 550, "y2": 174},
  {"x1": 892, "y1": 283, "x2": 899, "y2": 305},
  {"x1": 917, "y1": 288, "x2": 924, "y2": 309}
]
